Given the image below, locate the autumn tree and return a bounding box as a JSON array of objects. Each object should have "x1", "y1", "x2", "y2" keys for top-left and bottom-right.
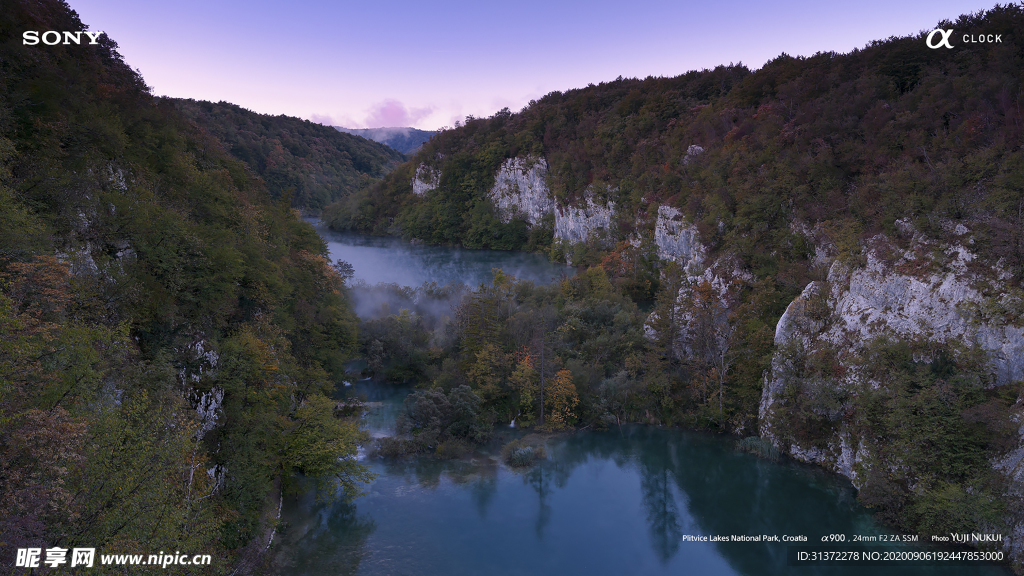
[
  {"x1": 543, "y1": 370, "x2": 579, "y2": 431},
  {"x1": 682, "y1": 279, "x2": 736, "y2": 427},
  {"x1": 283, "y1": 394, "x2": 375, "y2": 499}
]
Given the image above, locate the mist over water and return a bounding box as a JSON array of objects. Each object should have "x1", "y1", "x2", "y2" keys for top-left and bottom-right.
[
  {"x1": 347, "y1": 281, "x2": 468, "y2": 322},
  {"x1": 285, "y1": 223, "x2": 1015, "y2": 576},
  {"x1": 309, "y1": 219, "x2": 573, "y2": 289}
]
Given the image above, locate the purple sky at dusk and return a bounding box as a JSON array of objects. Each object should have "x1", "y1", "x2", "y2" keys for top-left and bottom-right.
[{"x1": 69, "y1": 0, "x2": 1000, "y2": 130}]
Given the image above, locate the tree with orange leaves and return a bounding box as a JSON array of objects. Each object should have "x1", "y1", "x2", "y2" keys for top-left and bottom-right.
[{"x1": 543, "y1": 370, "x2": 579, "y2": 431}]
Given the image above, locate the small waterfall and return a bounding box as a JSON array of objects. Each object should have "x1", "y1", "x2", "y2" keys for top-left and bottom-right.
[{"x1": 510, "y1": 411, "x2": 521, "y2": 428}]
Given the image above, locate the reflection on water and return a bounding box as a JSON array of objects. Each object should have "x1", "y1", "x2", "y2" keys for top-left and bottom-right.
[
  {"x1": 274, "y1": 418, "x2": 1014, "y2": 576},
  {"x1": 309, "y1": 219, "x2": 573, "y2": 288},
  {"x1": 273, "y1": 493, "x2": 375, "y2": 576},
  {"x1": 336, "y1": 378, "x2": 408, "y2": 438},
  {"x1": 289, "y1": 222, "x2": 1013, "y2": 576}
]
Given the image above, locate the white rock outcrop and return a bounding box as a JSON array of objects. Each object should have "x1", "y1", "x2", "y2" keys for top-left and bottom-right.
[
  {"x1": 411, "y1": 164, "x2": 439, "y2": 196},
  {"x1": 195, "y1": 388, "x2": 224, "y2": 437},
  {"x1": 761, "y1": 237, "x2": 1024, "y2": 480},
  {"x1": 654, "y1": 205, "x2": 705, "y2": 272},
  {"x1": 771, "y1": 280, "x2": 824, "y2": 347},
  {"x1": 682, "y1": 144, "x2": 705, "y2": 165},
  {"x1": 488, "y1": 157, "x2": 553, "y2": 226},
  {"x1": 554, "y1": 189, "x2": 615, "y2": 245}
]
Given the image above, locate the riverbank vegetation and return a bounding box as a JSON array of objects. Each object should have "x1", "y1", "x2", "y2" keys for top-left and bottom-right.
[
  {"x1": 356, "y1": 263, "x2": 1022, "y2": 545},
  {"x1": 770, "y1": 335, "x2": 1022, "y2": 540},
  {"x1": 355, "y1": 267, "x2": 763, "y2": 438}
]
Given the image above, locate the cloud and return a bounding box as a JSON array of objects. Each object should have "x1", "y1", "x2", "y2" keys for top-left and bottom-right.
[
  {"x1": 363, "y1": 99, "x2": 434, "y2": 129},
  {"x1": 309, "y1": 112, "x2": 359, "y2": 128},
  {"x1": 309, "y1": 113, "x2": 337, "y2": 126}
]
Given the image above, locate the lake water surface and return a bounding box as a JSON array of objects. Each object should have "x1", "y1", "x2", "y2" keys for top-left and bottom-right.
[
  {"x1": 310, "y1": 219, "x2": 573, "y2": 287},
  {"x1": 273, "y1": 381, "x2": 1011, "y2": 576},
  {"x1": 275, "y1": 227, "x2": 1013, "y2": 576}
]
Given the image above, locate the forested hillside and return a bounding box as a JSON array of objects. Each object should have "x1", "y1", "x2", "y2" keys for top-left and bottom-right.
[
  {"x1": 0, "y1": 0, "x2": 370, "y2": 570},
  {"x1": 325, "y1": 4, "x2": 1024, "y2": 562},
  {"x1": 171, "y1": 98, "x2": 405, "y2": 212},
  {"x1": 327, "y1": 6, "x2": 1022, "y2": 273},
  {"x1": 326, "y1": 5, "x2": 1024, "y2": 424}
]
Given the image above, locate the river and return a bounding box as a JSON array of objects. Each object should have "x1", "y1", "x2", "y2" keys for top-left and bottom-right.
[{"x1": 271, "y1": 226, "x2": 1013, "y2": 576}]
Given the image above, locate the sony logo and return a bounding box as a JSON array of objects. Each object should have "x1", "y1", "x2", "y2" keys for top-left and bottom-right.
[{"x1": 22, "y1": 31, "x2": 105, "y2": 46}]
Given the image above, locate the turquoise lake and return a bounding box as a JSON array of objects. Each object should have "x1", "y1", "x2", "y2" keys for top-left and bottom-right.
[{"x1": 270, "y1": 227, "x2": 1014, "y2": 575}]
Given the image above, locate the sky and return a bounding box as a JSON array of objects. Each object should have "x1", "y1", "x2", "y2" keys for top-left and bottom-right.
[{"x1": 69, "y1": 0, "x2": 1001, "y2": 130}]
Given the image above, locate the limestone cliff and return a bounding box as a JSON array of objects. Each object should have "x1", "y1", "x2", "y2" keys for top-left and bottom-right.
[
  {"x1": 762, "y1": 234, "x2": 1024, "y2": 449},
  {"x1": 488, "y1": 157, "x2": 553, "y2": 226},
  {"x1": 759, "y1": 228, "x2": 1024, "y2": 559},
  {"x1": 411, "y1": 164, "x2": 439, "y2": 196},
  {"x1": 554, "y1": 189, "x2": 616, "y2": 245},
  {"x1": 653, "y1": 205, "x2": 705, "y2": 272}
]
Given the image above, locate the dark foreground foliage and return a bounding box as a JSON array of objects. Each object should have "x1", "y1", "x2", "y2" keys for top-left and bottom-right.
[{"x1": 0, "y1": 0, "x2": 371, "y2": 568}]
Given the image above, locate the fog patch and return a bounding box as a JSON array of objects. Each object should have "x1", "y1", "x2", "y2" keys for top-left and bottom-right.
[{"x1": 349, "y1": 280, "x2": 470, "y2": 327}]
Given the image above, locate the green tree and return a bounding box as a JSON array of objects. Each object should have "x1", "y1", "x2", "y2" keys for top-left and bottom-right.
[{"x1": 283, "y1": 394, "x2": 375, "y2": 499}]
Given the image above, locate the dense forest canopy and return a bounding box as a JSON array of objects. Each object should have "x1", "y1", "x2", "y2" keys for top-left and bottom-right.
[
  {"x1": 0, "y1": 0, "x2": 371, "y2": 569},
  {"x1": 328, "y1": 5, "x2": 1023, "y2": 282},
  {"x1": 171, "y1": 98, "x2": 406, "y2": 212}
]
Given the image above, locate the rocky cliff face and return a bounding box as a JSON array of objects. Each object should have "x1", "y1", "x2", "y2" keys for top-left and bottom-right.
[
  {"x1": 762, "y1": 234, "x2": 1024, "y2": 448},
  {"x1": 488, "y1": 157, "x2": 553, "y2": 226},
  {"x1": 758, "y1": 228, "x2": 1024, "y2": 560},
  {"x1": 485, "y1": 156, "x2": 619, "y2": 248},
  {"x1": 653, "y1": 205, "x2": 705, "y2": 272},
  {"x1": 412, "y1": 164, "x2": 439, "y2": 196},
  {"x1": 554, "y1": 189, "x2": 616, "y2": 245}
]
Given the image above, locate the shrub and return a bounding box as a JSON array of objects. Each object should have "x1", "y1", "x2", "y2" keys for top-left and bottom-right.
[
  {"x1": 371, "y1": 437, "x2": 424, "y2": 458},
  {"x1": 501, "y1": 438, "x2": 547, "y2": 467},
  {"x1": 396, "y1": 385, "x2": 491, "y2": 445},
  {"x1": 434, "y1": 439, "x2": 474, "y2": 459},
  {"x1": 736, "y1": 436, "x2": 780, "y2": 461}
]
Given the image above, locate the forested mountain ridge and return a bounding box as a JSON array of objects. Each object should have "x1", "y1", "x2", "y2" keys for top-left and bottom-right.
[
  {"x1": 335, "y1": 126, "x2": 436, "y2": 155},
  {"x1": 170, "y1": 98, "x2": 406, "y2": 212},
  {"x1": 1, "y1": 0, "x2": 370, "y2": 570},
  {"x1": 324, "y1": 4, "x2": 1024, "y2": 566},
  {"x1": 327, "y1": 7, "x2": 1022, "y2": 274}
]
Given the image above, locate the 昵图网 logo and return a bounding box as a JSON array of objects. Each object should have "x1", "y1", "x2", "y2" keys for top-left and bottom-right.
[
  {"x1": 926, "y1": 28, "x2": 1004, "y2": 49},
  {"x1": 22, "y1": 31, "x2": 105, "y2": 45}
]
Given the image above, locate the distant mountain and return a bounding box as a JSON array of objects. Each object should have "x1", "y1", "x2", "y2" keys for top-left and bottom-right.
[
  {"x1": 335, "y1": 126, "x2": 436, "y2": 155},
  {"x1": 169, "y1": 99, "x2": 406, "y2": 212}
]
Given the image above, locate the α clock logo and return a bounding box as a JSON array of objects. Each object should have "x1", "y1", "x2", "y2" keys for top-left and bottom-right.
[{"x1": 925, "y1": 29, "x2": 955, "y2": 49}]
